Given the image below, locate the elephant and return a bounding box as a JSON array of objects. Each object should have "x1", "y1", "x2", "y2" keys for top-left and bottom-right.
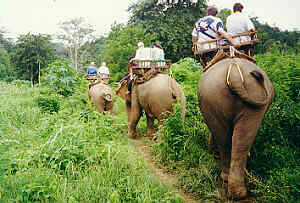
[
  {"x1": 116, "y1": 73, "x2": 186, "y2": 138},
  {"x1": 88, "y1": 81, "x2": 114, "y2": 114},
  {"x1": 197, "y1": 58, "x2": 274, "y2": 199}
]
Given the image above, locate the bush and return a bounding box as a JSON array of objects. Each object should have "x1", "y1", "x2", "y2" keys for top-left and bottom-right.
[
  {"x1": 35, "y1": 96, "x2": 60, "y2": 114},
  {"x1": 42, "y1": 59, "x2": 79, "y2": 96}
]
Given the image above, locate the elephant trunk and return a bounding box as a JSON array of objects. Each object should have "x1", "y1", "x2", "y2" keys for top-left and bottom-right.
[
  {"x1": 227, "y1": 63, "x2": 270, "y2": 107},
  {"x1": 170, "y1": 78, "x2": 186, "y2": 120}
]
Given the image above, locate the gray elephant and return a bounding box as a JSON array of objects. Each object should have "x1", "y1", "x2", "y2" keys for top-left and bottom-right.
[
  {"x1": 88, "y1": 81, "x2": 114, "y2": 114},
  {"x1": 116, "y1": 73, "x2": 186, "y2": 138},
  {"x1": 197, "y1": 58, "x2": 274, "y2": 199}
]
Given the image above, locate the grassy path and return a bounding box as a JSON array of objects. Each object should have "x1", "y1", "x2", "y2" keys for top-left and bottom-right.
[{"x1": 132, "y1": 137, "x2": 200, "y2": 203}]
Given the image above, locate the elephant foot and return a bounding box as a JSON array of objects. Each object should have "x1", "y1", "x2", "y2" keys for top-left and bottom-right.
[
  {"x1": 228, "y1": 181, "x2": 247, "y2": 200},
  {"x1": 147, "y1": 129, "x2": 156, "y2": 138},
  {"x1": 129, "y1": 129, "x2": 137, "y2": 139},
  {"x1": 221, "y1": 171, "x2": 229, "y2": 182},
  {"x1": 130, "y1": 133, "x2": 137, "y2": 139},
  {"x1": 208, "y1": 134, "x2": 213, "y2": 146}
]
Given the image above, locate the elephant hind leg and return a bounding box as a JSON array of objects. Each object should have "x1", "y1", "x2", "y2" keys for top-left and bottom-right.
[
  {"x1": 202, "y1": 112, "x2": 232, "y2": 182},
  {"x1": 146, "y1": 114, "x2": 155, "y2": 137},
  {"x1": 228, "y1": 109, "x2": 265, "y2": 199}
]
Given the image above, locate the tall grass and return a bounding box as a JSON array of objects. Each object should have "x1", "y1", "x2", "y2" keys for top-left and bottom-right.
[{"x1": 0, "y1": 81, "x2": 183, "y2": 202}]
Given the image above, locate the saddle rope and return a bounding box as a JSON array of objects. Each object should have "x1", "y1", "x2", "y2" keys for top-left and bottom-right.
[{"x1": 226, "y1": 61, "x2": 244, "y2": 86}]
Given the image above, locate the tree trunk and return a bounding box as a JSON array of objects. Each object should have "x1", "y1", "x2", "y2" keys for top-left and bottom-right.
[
  {"x1": 38, "y1": 60, "x2": 41, "y2": 86},
  {"x1": 31, "y1": 65, "x2": 34, "y2": 87}
]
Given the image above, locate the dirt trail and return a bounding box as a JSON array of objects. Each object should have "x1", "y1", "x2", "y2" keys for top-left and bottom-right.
[
  {"x1": 132, "y1": 137, "x2": 255, "y2": 203},
  {"x1": 131, "y1": 137, "x2": 200, "y2": 203}
]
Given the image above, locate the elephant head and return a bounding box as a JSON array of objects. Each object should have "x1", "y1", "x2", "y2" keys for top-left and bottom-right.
[{"x1": 197, "y1": 58, "x2": 274, "y2": 199}]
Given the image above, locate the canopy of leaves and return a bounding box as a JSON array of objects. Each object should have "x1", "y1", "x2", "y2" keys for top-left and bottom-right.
[
  {"x1": 0, "y1": 44, "x2": 14, "y2": 81},
  {"x1": 251, "y1": 17, "x2": 300, "y2": 54},
  {"x1": 57, "y1": 17, "x2": 95, "y2": 70},
  {"x1": 0, "y1": 28, "x2": 14, "y2": 53},
  {"x1": 128, "y1": 0, "x2": 207, "y2": 62},
  {"x1": 10, "y1": 33, "x2": 56, "y2": 85}
]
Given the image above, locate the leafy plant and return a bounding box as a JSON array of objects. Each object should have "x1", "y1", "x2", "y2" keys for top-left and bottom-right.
[
  {"x1": 35, "y1": 96, "x2": 60, "y2": 114},
  {"x1": 42, "y1": 59, "x2": 78, "y2": 96}
]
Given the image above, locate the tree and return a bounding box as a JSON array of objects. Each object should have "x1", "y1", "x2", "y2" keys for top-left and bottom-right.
[
  {"x1": 128, "y1": 0, "x2": 207, "y2": 62},
  {"x1": 0, "y1": 44, "x2": 13, "y2": 81},
  {"x1": 57, "y1": 17, "x2": 95, "y2": 71},
  {"x1": 11, "y1": 33, "x2": 56, "y2": 86},
  {"x1": 0, "y1": 27, "x2": 14, "y2": 53},
  {"x1": 251, "y1": 17, "x2": 300, "y2": 54},
  {"x1": 80, "y1": 35, "x2": 106, "y2": 66}
]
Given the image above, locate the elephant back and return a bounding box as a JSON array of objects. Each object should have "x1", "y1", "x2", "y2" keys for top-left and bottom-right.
[{"x1": 200, "y1": 58, "x2": 274, "y2": 107}]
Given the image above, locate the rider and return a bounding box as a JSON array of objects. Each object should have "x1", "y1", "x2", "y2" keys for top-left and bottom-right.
[
  {"x1": 192, "y1": 6, "x2": 238, "y2": 67},
  {"x1": 152, "y1": 42, "x2": 165, "y2": 67},
  {"x1": 226, "y1": 3, "x2": 256, "y2": 55},
  {"x1": 86, "y1": 62, "x2": 98, "y2": 74},
  {"x1": 98, "y1": 62, "x2": 110, "y2": 79}
]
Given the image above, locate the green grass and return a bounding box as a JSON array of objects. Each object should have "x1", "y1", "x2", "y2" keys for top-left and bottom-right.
[{"x1": 0, "y1": 82, "x2": 184, "y2": 202}]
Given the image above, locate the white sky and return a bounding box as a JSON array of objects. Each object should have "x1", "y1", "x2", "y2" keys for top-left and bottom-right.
[{"x1": 1, "y1": 0, "x2": 299, "y2": 40}]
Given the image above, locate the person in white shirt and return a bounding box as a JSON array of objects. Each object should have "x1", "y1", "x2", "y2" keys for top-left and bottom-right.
[
  {"x1": 98, "y1": 62, "x2": 110, "y2": 79},
  {"x1": 226, "y1": 3, "x2": 256, "y2": 55},
  {"x1": 192, "y1": 7, "x2": 237, "y2": 67},
  {"x1": 132, "y1": 41, "x2": 152, "y2": 68},
  {"x1": 151, "y1": 42, "x2": 165, "y2": 67}
]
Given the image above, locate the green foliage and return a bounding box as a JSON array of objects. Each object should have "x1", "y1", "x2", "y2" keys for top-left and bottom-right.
[
  {"x1": 42, "y1": 59, "x2": 79, "y2": 96},
  {"x1": 0, "y1": 44, "x2": 14, "y2": 81},
  {"x1": 128, "y1": 0, "x2": 207, "y2": 62},
  {"x1": 0, "y1": 81, "x2": 183, "y2": 202},
  {"x1": 10, "y1": 33, "x2": 56, "y2": 85},
  {"x1": 35, "y1": 96, "x2": 60, "y2": 114},
  {"x1": 244, "y1": 52, "x2": 300, "y2": 202},
  {"x1": 10, "y1": 79, "x2": 32, "y2": 87},
  {"x1": 251, "y1": 17, "x2": 300, "y2": 54}
]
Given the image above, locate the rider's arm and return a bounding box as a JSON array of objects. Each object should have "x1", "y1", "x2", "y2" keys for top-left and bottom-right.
[
  {"x1": 192, "y1": 35, "x2": 198, "y2": 43},
  {"x1": 218, "y1": 30, "x2": 240, "y2": 48}
]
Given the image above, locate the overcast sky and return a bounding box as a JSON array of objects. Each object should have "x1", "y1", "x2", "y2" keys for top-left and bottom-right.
[{"x1": 1, "y1": 0, "x2": 299, "y2": 39}]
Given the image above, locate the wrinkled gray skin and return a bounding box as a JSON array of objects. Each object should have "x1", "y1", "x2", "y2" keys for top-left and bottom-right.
[
  {"x1": 198, "y1": 58, "x2": 274, "y2": 199},
  {"x1": 116, "y1": 73, "x2": 186, "y2": 138},
  {"x1": 88, "y1": 82, "x2": 114, "y2": 114}
]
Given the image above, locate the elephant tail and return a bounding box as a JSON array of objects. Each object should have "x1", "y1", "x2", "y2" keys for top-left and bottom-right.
[
  {"x1": 227, "y1": 62, "x2": 270, "y2": 107},
  {"x1": 104, "y1": 93, "x2": 112, "y2": 102},
  {"x1": 170, "y1": 78, "x2": 186, "y2": 120}
]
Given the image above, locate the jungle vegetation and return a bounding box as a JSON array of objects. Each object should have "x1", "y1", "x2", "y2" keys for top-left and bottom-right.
[{"x1": 0, "y1": 0, "x2": 299, "y2": 202}]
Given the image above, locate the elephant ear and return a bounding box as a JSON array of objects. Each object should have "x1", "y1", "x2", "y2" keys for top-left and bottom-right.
[{"x1": 227, "y1": 64, "x2": 269, "y2": 106}]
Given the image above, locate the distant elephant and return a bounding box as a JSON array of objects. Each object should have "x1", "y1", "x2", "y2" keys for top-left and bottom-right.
[
  {"x1": 116, "y1": 73, "x2": 186, "y2": 138},
  {"x1": 88, "y1": 81, "x2": 114, "y2": 114},
  {"x1": 197, "y1": 58, "x2": 274, "y2": 199}
]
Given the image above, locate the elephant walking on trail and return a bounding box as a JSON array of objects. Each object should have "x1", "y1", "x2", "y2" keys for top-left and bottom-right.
[
  {"x1": 116, "y1": 73, "x2": 186, "y2": 138},
  {"x1": 197, "y1": 58, "x2": 274, "y2": 199},
  {"x1": 88, "y1": 82, "x2": 114, "y2": 114}
]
